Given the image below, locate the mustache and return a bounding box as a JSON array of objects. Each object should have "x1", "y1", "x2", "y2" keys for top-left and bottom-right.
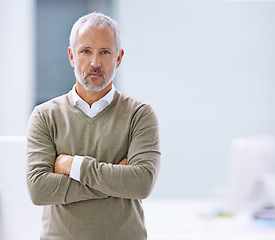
[{"x1": 84, "y1": 67, "x2": 104, "y2": 78}]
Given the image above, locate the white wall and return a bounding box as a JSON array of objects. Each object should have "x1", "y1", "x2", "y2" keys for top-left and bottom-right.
[
  {"x1": 117, "y1": 0, "x2": 275, "y2": 198},
  {"x1": 0, "y1": 0, "x2": 35, "y2": 135},
  {"x1": 0, "y1": 1, "x2": 38, "y2": 239}
]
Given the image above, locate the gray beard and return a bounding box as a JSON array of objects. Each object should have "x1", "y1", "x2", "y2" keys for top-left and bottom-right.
[{"x1": 74, "y1": 66, "x2": 116, "y2": 92}]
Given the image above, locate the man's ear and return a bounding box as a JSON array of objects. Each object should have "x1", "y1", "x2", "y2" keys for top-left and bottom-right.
[
  {"x1": 68, "y1": 47, "x2": 75, "y2": 68},
  {"x1": 116, "y1": 49, "x2": 124, "y2": 68}
]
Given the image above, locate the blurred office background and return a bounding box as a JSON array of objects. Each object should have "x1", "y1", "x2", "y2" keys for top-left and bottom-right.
[{"x1": 1, "y1": 0, "x2": 275, "y2": 239}]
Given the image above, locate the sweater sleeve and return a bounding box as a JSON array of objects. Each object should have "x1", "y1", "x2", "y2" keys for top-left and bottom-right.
[
  {"x1": 79, "y1": 104, "x2": 161, "y2": 199},
  {"x1": 26, "y1": 107, "x2": 108, "y2": 206}
]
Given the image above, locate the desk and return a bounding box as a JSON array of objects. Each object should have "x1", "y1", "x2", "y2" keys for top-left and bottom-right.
[{"x1": 143, "y1": 199, "x2": 275, "y2": 240}]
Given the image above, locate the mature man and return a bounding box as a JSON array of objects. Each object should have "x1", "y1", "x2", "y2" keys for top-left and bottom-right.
[{"x1": 26, "y1": 12, "x2": 160, "y2": 240}]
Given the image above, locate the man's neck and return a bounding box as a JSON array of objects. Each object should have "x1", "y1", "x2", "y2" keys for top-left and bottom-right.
[{"x1": 75, "y1": 81, "x2": 113, "y2": 107}]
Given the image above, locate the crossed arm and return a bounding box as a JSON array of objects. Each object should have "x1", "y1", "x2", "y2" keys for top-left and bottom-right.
[
  {"x1": 26, "y1": 105, "x2": 160, "y2": 206},
  {"x1": 54, "y1": 154, "x2": 127, "y2": 175}
]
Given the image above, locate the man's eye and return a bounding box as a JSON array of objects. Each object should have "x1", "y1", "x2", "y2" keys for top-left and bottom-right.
[
  {"x1": 102, "y1": 50, "x2": 110, "y2": 55},
  {"x1": 81, "y1": 50, "x2": 90, "y2": 54}
]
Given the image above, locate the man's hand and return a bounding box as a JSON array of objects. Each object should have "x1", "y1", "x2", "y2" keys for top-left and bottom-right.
[
  {"x1": 54, "y1": 154, "x2": 73, "y2": 175},
  {"x1": 118, "y1": 158, "x2": 127, "y2": 165},
  {"x1": 54, "y1": 155, "x2": 127, "y2": 175}
]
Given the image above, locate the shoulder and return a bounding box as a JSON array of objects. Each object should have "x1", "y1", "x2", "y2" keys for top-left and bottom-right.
[
  {"x1": 33, "y1": 92, "x2": 73, "y2": 116},
  {"x1": 35, "y1": 92, "x2": 71, "y2": 111},
  {"x1": 115, "y1": 90, "x2": 153, "y2": 113},
  {"x1": 114, "y1": 90, "x2": 158, "y2": 123},
  {"x1": 29, "y1": 92, "x2": 73, "y2": 123}
]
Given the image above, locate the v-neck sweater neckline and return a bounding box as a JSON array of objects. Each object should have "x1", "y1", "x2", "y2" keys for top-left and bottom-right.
[{"x1": 67, "y1": 89, "x2": 120, "y2": 124}]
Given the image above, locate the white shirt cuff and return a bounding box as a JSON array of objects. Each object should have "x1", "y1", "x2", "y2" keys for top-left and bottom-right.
[{"x1": 69, "y1": 155, "x2": 84, "y2": 182}]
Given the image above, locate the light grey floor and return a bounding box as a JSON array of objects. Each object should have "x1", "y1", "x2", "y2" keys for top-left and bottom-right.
[{"x1": 143, "y1": 199, "x2": 275, "y2": 240}]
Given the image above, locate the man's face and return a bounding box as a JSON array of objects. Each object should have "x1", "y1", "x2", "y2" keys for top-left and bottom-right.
[{"x1": 69, "y1": 26, "x2": 123, "y2": 92}]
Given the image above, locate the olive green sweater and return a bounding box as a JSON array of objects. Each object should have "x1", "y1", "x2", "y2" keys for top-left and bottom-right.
[{"x1": 26, "y1": 90, "x2": 161, "y2": 240}]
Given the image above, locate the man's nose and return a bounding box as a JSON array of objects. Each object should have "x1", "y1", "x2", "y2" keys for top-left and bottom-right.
[{"x1": 90, "y1": 54, "x2": 101, "y2": 68}]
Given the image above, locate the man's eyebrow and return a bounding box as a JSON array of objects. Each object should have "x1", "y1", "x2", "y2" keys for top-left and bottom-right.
[
  {"x1": 78, "y1": 46, "x2": 92, "y2": 50},
  {"x1": 78, "y1": 46, "x2": 114, "y2": 52},
  {"x1": 100, "y1": 47, "x2": 113, "y2": 50}
]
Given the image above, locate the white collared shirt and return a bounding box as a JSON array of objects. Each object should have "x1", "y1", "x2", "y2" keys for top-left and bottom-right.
[
  {"x1": 72, "y1": 84, "x2": 115, "y2": 118},
  {"x1": 70, "y1": 84, "x2": 115, "y2": 181}
]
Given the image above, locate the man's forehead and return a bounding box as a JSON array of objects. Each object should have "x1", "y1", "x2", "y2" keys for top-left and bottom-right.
[
  {"x1": 74, "y1": 24, "x2": 117, "y2": 51},
  {"x1": 78, "y1": 24, "x2": 115, "y2": 38}
]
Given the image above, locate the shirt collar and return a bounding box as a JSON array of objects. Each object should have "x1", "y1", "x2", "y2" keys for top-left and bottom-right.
[{"x1": 72, "y1": 84, "x2": 115, "y2": 106}]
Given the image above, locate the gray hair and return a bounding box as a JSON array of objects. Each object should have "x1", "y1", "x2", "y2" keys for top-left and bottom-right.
[{"x1": 69, "y1": 12, "x2": 122, "y2": 56}]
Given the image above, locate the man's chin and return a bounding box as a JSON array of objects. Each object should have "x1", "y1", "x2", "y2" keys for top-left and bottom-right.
[{"x1": 84, "y1": 82, "x2": 110, "y2": 93}]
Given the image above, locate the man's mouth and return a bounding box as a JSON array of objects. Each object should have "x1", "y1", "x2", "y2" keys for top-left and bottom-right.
[
  {"x1": 85, "y1": 68, "x2": 104, "y2": 78},
  {"x1": 88, "y1": 72, "x2": 101, "y2": 77}
]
